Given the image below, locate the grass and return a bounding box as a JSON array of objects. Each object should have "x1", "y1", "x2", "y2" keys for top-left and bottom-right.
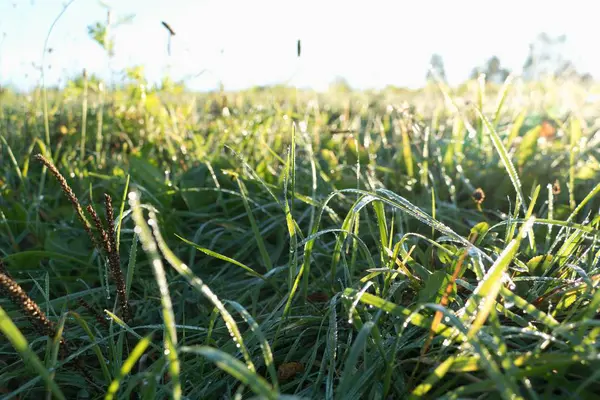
[{"x1": 0, "y1": 74, "x2": 599, "y2": 400}]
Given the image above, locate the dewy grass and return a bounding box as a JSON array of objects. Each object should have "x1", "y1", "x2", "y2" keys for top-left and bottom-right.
[{"x1": 1, "y1": 74, "x2": 600, "y2": 399}]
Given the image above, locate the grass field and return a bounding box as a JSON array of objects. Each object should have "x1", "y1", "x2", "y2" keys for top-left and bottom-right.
[{"x1": 1, "y1": 75, "x2": 600, "y2": 399}]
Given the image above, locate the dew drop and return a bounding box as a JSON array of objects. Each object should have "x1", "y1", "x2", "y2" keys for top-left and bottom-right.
[
  {"x1": 134, "y1": 226, "x2": 142, "y2": 234},
  {"x1": 164, "y1": 349, "x2": 171, "y2": 356}
]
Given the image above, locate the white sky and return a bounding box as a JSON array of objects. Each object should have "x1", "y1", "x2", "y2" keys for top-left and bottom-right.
[{"x1": 0, "y1": 0, "x2": 598, "y2": 91}]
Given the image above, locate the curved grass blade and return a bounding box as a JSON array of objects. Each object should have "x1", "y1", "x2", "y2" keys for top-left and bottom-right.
[
  {"x1": 568, "y1": 116, "x2": 581, "y2": 210},
  {"x1": 474, "y1": 107, "x2": 527, "y2": 215},
  {"x1": 0, "y1": 305, "x2": 66, "y2": 400},
  {"x1": 69, "y1": 311, "x2": 112, "y2": 384},
  {"x1": 226, "y1": 300, "x2": 278, "y2": 390},
  {"x1": 342, "y1": 289, "x2": 456, "y2": 340},
  {"x1": 466, "y1": 218, "x2": 535, "y2": 338},
  {"x1": 116, "y1": 174, "x2": 131, "y2": 250},
  {"x1": 106, "y1": 334, "x2": 153, "y2": 400},
  {"x1": 335, "y1": 321, "x2": 375, "y2": 399},
  {"x1": 0, "y1": 134, "x2": 24, "y2": 185},
  {"x1": 175, "y1": 234, "x2": 265, "y2": 280},
  {"x1": 45, "y1": 312, "x2": 67, "y2": 398},
  {"x1": 493, "y1": 74, "x2": 514, "y2": 128},
  {"x1": 181, "y1": 346, "x2": 277, "y2": 400},
  {"x1": 129, "y1": 191, "x2": 181, "y2": 400},
  {"x1": 236, "y1": 177, "x2": 273, "y2": 271}
]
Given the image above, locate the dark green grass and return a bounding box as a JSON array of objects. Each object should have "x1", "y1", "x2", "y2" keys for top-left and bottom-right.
[{"x1": 0, "y1": 78, "x2": 599, "y2": 399}]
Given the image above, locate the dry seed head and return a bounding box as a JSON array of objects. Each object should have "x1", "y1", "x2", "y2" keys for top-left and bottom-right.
[
  {"x1": 0, "y1": 273, "x2": 57, "y2": 339},
  {"x1": 161, "y1": 21, "x2": 176, "y2": 36},
  {"x1": 87, "y1": 204, "x2": 110, "y2": 254},
  {"x1": 34, "y1": 154, "x2": 96, "y2": 246},
  {"x1": 104, "y1": 193, "x2": 131, "y2": 321},
  {"x1": 78, "y1": 298, "x2": 109, "y2": 329},
  {"x1": 552, "y1": 179, "x2": 561, "y2": 195},
  {"x1": 472, "y1": 188, "x2": 486, "y2": 205}
]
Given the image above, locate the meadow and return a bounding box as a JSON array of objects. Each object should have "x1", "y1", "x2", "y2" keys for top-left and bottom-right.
[{"x1": 0, "y1": 73, "x2": 599, "y2": 399}]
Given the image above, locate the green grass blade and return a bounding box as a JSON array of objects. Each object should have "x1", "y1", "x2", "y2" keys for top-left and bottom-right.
[
  {"x1": 475, "y1": 107, "x2": 527, "y2": 215},
  {"x1": 236, "y1": 177, "x2": 273, "y2": 272},
  {"x1": 175, "y1": 233, "x2": 265, "y2": 280},
  {"x1": 336, "y1": 321, "x2": 375, "y2": 399},
  {"x1": 466, "y1": 218, "x2": 535, "y2": 338},
  {"x1": 181, "y1": 346, "x2": 277, "y2": 400},
  {"x1": 226, "y1": 300, "x2": 278, "y2": 390},
  {"x1": 129, "y1": 191, "x2": 181, "y2": 400},
  {"x1": 0, "y1": 306, "x2": 66, "y2": 400},
  {"x1": 106, "y1": 334, "x2": 153, "y2": 400}
]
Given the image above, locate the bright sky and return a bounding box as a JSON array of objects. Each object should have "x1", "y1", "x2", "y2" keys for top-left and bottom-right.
[{"x1": 0, "y1": 0, "x2": 598, "y2": 91}]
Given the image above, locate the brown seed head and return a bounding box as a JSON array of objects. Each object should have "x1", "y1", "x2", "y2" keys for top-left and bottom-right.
[
  {"x1": 472, "y1": 188, "x2": 486, "y2": 205},
  {"x1": 552, "y1": 179, "x2": 561, "y2": 195},
  {"x1": 35, "y1": 154, "x2": 96, "y2": 246},
  {"x1": 104, "y1": 193, "x2": 131, "y2": 321},
  {"x1": 0, "y1": 273, "x2": 57, "y2": 339}
]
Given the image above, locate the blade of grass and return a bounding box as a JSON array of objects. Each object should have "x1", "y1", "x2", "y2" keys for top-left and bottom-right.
[
  {"x1": 466, "y1": 218, "x2": 535, "y2": 338},
  {"x1": 0, "y1": 305, "x2": 66, "y2": 400},
  {"x1": 128, "y1": 191, "x2": 181, "y2": 400},
  {"x1": 181, "y1": 346, "x2": 277, "y2": 400},
  {"x1": 475, "y1": 106, "x2": 527, "y2": 215},
  {"x1": 226, "y1": 300, "x2": 279, "y2": 390},
  {"x1": 569, "y1": 116, "x2": 581, "y2": 210},
  {"x1": 175, "y1": 234, "x2": 266, "y2": 280},
  {"x1": 236, "y1": 177, "x2": 273, "y2": 272},
  {"x1": 106, "y1": 334, "x2": 153, "y2": 400}
]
